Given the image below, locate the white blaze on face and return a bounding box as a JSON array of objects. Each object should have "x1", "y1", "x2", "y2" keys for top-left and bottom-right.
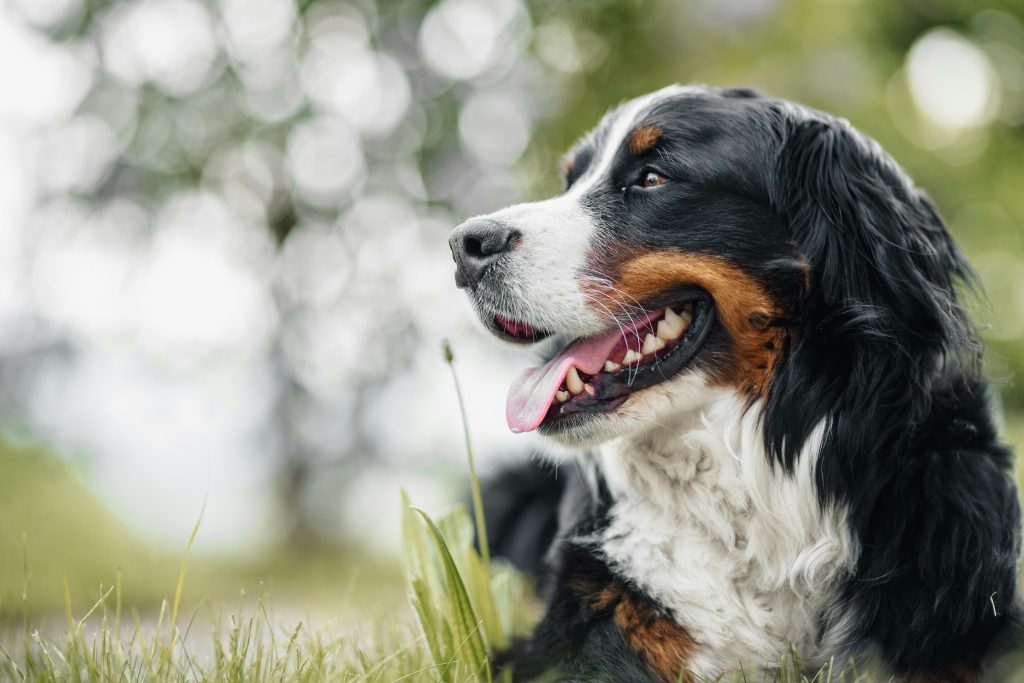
[
  {"x1": 466, "y1": 86, "x2": 690, "y2": 339},
  {"x1": 471, "y1": 192, "x2": 604, "y2": 336}
]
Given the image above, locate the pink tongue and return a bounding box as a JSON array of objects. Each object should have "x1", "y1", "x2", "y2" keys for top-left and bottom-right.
[
  {"x1": 506, "y1": 331, "x2": 622, "y2": 433},
  {"x1": 506, "y1": 309, "x2": 665, "y2": 433}
]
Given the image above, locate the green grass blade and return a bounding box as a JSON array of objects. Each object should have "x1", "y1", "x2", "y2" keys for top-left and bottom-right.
[
  {"x1": 411, "y1": 507, "x2": 491, "y2": 682},
  {"x1": 443, "y1": 340, "x2": 490, "y2": 567},
  {"x1": 171, "y1": 496, "x2": 206, "y2": 636}
]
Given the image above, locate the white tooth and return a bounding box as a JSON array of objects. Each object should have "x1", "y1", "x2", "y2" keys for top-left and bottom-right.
[
  {"x1": 584, "y1": 384, "x2": 596, "y2": 396},
  {"x1": 642, "y1": 333, "x2": 665, "y2": 355},
  {"x1": 678, "y1": 307, "x2": 693, "y2": 325},
  {"x1": 555, "y1": 390, "x2": 570, "y2": 403},
  {"x1": 566, "y1": 366, "x2": 585, "y2": 395},
  {"x1": 623, "y1": 349, "x2": 643, "y2": 365},
  {"x1": 603, "y1": 360, "x2": 622, "y2": 373},
  {"x1": 659, "y1": 309, "x2": 685, "y2": 339}
]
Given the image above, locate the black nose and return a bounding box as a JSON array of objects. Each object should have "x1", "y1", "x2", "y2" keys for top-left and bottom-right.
[{"x1": 448, "y1": 219, "x2": 520, "y2": 289}]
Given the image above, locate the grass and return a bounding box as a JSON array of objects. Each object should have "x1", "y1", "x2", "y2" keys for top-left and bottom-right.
[
  {"x1": 0, "y1": 500, "x2": 530, "y2": 682},
  {"x1": 1, "y1": 495, "x2": 866, "y2": 682},
  {"x1": 2, "y1": 360, "x2": 1024, "y2": 680}
]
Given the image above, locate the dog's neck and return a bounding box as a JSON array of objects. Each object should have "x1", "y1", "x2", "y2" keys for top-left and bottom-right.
[
  {"x1": 596, "y1": 395, "x2": 729, "y2": 510},
  {"x1": 588, "y1": 390, "x2": 858, "y2": 675}
]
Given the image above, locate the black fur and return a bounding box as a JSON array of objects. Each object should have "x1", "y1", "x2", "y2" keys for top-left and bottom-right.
[
  {"x1": 768, "y1": 112, "x2": 1021, "y2": 675},
  {"x1": 491, "y1": 465, "x2": 663, "y2": 682},
  {"x1": 480, "y1": 460, "x2": 566, "y2": 583},
  {"x1": 473, "y1": 87, "x2": 1022, "y2": 681},
  {"x1": 498, "y1": 546, "x2": 660, "y2": 683}
]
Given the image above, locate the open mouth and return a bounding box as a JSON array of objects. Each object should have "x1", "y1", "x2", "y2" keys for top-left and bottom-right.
[{"x1": 501, "y1": 294, "x2": 715, "y2": 433}]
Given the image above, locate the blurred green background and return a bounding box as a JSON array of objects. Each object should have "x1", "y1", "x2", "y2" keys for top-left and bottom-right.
[{"x1": 0, "y1": 0, "x2": 1022, "y2": 627}]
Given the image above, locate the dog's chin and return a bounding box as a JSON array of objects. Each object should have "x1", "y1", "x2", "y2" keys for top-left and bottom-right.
[
  {"x1": 537, "y1": 409, "x2": 623, "y2": 448},
  {"x1": 537, "y1": 371, "x2": 721, "y2": 448}
]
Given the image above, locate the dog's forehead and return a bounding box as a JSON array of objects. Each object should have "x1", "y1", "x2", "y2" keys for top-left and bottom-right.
[
  {"x1": 562, "y1": 85, "x2": 783, "y2": 200},
  {"x1": 561, "y1": 85, "x2": 694, "y2": 186},
  {"x1": 574, "y1": 86, "x2": 696, "y2": 159},
  {"x1": 565, "y1": 85, "x2": 768, "y2": 176}
]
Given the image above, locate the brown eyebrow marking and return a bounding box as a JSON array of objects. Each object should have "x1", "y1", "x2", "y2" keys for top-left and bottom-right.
[{"x1": 628, "y1": 126, "x2": 662, "y2": 154}]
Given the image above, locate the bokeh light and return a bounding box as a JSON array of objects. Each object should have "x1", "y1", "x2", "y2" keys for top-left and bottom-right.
[
  {"x1": 906, "y1": 29, "x2": 1000, "y2": 131},
  {"x1": 0, "y1": 12, "x2": 93, "y2": 125},
  {"x1": 286, "y1": 116, "x2": 365, "y2": 207},
  {"x1": 460, "y1": 91, "x2": 532, "y2": 163},
  {"x1": 419, "y1": 0, "x2": 525, "y2": 81},
  {"x1": 101, "y1": 0, "x2": 220, "y2": 96}
]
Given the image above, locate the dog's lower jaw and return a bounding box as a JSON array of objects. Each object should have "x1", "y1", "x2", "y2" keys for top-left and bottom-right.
[
  {"x1": 591, "y1": 391, "x2": 858, "y2": 678},
  {"x1": 539, "y1": 371, "x2": 725, "y2": 448}
]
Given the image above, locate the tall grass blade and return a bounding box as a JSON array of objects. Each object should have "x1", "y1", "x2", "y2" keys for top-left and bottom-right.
[
  {"x1": 171, "y1": 496, "x2": 206, "y2": 638},
  {"x1": 443, "y1": 339, "x2": 490, "y2": 567}
]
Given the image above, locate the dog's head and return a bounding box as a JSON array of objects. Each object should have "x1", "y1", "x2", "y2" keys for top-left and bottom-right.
[{"x1": 449, "y1": 85, "x2": 977, "y2": 453}]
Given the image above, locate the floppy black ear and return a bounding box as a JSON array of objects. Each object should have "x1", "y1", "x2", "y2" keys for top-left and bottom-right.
[
  {"x1": 763, "y1": 116, "x2": 981, "y2": 474},
  {"x1": 776, "y1": 117, "x2": 975, "y2": 354},
  {"x1": 772, "y1": 117, "x2": 1021, "y2": 677}
]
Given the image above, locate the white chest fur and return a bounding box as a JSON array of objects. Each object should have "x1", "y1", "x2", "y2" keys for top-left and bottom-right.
[{"x1": 594, "y1": 393, "x2": 858, "y2": 677}]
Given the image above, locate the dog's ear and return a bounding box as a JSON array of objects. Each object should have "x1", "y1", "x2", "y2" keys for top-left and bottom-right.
[
  {"x1": 775, "y1": 117, "x2": 974, "y2": 354},
  {"x1": 764, "y1": 116, "x2": 981, "y2": 470}
]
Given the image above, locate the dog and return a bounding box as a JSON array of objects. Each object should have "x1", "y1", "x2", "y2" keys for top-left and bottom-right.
[{"x1": 447, "y1": 85, "x2": 1022, "y2": 682}]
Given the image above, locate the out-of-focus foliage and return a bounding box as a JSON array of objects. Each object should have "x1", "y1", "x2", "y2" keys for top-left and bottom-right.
[{"x1": 0, "y1": 0, "x2": 1021, "y2": 550}]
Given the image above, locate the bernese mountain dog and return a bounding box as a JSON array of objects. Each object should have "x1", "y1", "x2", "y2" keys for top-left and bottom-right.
[{"x1": 447, "y1": 85, "x2": 1023, "y2": 682}]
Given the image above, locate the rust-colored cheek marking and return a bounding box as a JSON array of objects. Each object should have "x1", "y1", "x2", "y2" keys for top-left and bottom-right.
[
  {"x1": 577, "y1": 580, "x2": 695, "y2": 682},
  {"x1": 628, "y1": 126, "x2": 661, "y2": 154},
  {"x1": 586, "y1": 250, "x2": 788, "y2": 397}
]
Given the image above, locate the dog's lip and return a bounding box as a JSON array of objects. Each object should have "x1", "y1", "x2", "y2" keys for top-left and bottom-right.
[
  {"x1": 528, "y1": 287, "x2": 711, "y2": 367},
  {"x1": 488, "y1": 314, "x2": 554, "y2": 344},
  {"x1": 483, "y1": 284, "x2": 708, "y2": 351}
]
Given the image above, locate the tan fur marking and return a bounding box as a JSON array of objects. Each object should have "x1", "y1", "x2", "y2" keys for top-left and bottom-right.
[
  {"x1": 573, "y1": 579, "x2": 695, "y2": 682},
  {"x1": 614, "y1": 597, "x2": 695, "y2": 682},
  {"x1": 584, "y1": 250, "x2": 788, "y2": 397},
  {"x1": 629, "y1": 126, "x2": 662, "y2": 154}
]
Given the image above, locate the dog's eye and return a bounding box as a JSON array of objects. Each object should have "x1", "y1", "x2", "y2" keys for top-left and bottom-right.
[{"x1": 636, "y1": 170, "x2": 667, "y2": 189}]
